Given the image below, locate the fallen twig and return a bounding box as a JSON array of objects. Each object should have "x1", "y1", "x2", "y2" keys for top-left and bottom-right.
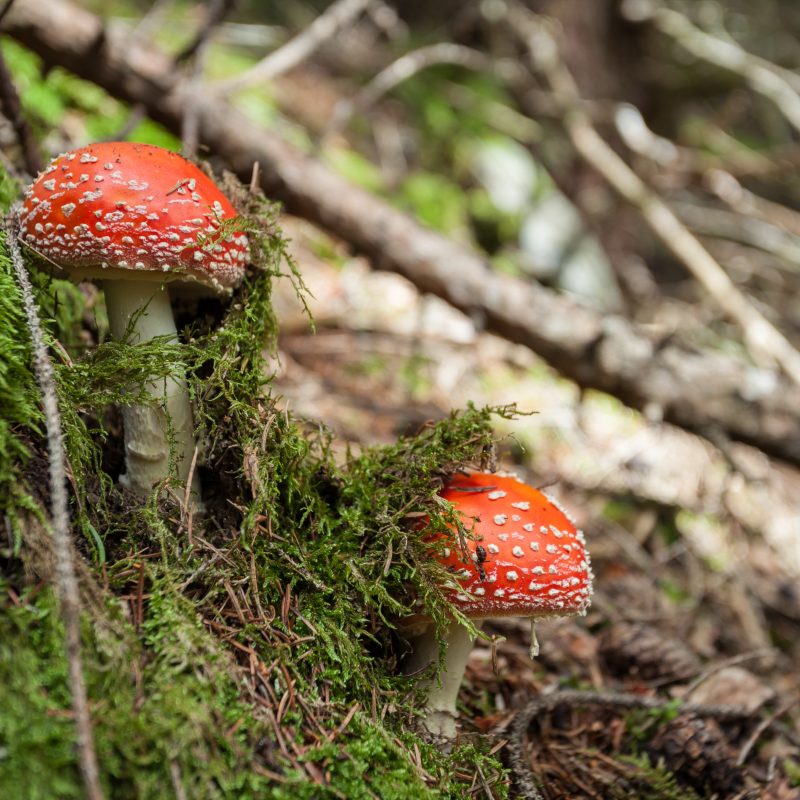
[
  {"x1": 736, "y1": 698, "x2": 800, "y2": 766},
  {"x1": 214, "y1": 0, "x2": 374, "y2": 93},
  {"x1": 671, "y1": 200, "x2": 800, "y2": 272},
  {"x1": 5, "y1": 210, "x2": 104, "y2": 800},
  {"x1": 705, "y1": 168, "x2": 800, "y2": 239},
  {"x1": 684, "y1": 648, "x2": 778, "y2": 697}
]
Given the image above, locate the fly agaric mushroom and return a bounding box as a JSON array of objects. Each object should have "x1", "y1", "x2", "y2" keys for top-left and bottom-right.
[
  {"x1": 20, "y1": 142, "x2": 248, "y2": 497},
  {"x1": 404, "y1": 471, "x2": 592, "y2": 738}
]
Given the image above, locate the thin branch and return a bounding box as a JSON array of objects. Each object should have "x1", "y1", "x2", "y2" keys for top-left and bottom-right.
[
  {"x1": 364, "y1": 0, "x2": 407, "y2": 41},
  {"x1": 613, "y1": 102, "x2": 679, "y2": 166},
  {"x1": 705, "y1": 168, "x2": 800, "y2": 240},
  {"x1": 508, "y1": 4, "x2": 800, "y2": 388},
  {"x1": 5, "y1": 210, "x2": 104, "y2": 800},
  {"x1": 671, "y1": 200, "x2": 800, "y2": 273},
  {"x1": 683, "y1": 648, "x2": 778, "y2": 698},
  {"x1": 173, "y1": 0, "x2": 235, "y2": 65},
  {"x1": 213, "y1": 0, "x2": 374, "y2": 93},
  {"x1": 326, "y1": 43, "x2": 523, "y2": 139},
  {"x1": 736, "y1": 698, "x2": 800, "y2": 766},
  {"x1": 0, "y1": 0, "x2": 16, "y2": 26},
  {"x1": 169, "y1": 759, "x2": 188, "y2": 800},
  {"x1": 621, "y1": 0, "x2": 800, "y2": 135},
  {"x1": 445, "y1": 83, "x2": 542, "y2": 143}
]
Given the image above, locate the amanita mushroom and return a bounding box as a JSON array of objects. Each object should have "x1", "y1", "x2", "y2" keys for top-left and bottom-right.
[
  {"x1": 405, "y1": 471, "x2": 592, "y2": 738},
  {"x1": 20, "y1": 142, "x2": 248, "y2": 497}
]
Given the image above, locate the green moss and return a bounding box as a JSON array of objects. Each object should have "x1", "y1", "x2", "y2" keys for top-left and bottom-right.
[
  {"x1": 0, "y1": 579, "x2": 279, "y2": 800},
  {"x1": 0, "y1": 594, "x2": 81, "y2": 799},
  {"x1": 0, "y1": 232, "x2": 40, "y2": 523}
]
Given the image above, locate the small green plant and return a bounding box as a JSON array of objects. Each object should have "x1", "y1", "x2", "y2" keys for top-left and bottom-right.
[
  {"x1": 785, "y1": 758, "x2": 800, "y2": 787},
  {"x1": 625, "y1": 701, "x2": 683, "y2": 745},
  {"x1": 615, "y1": 754, "x2": 703, "y2": 800}
]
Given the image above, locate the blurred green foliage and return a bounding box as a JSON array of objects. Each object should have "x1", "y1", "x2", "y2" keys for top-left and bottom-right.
[
  {"x1": 398, "y1": 172, "x2": 468, "y2": 236},
  {"x1": 1, "y1": 39, "x2": 180, "y2": 150}
]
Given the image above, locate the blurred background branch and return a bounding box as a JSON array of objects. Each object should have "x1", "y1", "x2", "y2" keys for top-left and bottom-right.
[
  {"x1": 621, "y1": 0, "x2": 800, "y2": 128},
  {"x1": 213, "y1": 0, "x2": 374, "y2": 93}
]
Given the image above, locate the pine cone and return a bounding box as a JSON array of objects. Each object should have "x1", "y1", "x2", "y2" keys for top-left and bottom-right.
[
  {"x1": 648, "y1": 713, "x2": 745, "y2": 796},
  {"x1": 599, "y1": 622, "x2": 700, "y2": 682}
]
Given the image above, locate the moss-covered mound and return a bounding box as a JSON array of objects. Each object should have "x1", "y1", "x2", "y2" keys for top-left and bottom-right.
[{"x1": 0, "y1": 165, "x2": 510, "y2": 798}]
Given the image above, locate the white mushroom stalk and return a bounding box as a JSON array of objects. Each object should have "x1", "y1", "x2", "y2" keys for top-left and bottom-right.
[
  {"x1": 20, "y1": 142, "x2": 249, "y2": 500},
  {"x1": 103, "y1": 281, "x2": 198, "y2": 496},
  {"x1": 408, "y1": 471, "x2": 593, "y2": 738},
  {"x1": 403, "y1": 620, "x2": 479, "y2": 739}
]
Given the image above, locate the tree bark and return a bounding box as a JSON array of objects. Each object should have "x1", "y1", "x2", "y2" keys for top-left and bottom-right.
[{"x1": 5, "y1": 0, "x2": 800, "y2": 465}]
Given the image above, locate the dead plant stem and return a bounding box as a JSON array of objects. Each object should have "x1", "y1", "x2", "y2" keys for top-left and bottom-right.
[{"x1": 5, "y1": 209, "x2": 104, "y2": 800}]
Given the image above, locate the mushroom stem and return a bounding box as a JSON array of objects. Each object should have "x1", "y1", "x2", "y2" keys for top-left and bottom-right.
[
  {"x1": 103, "y1": 280, "x2": 201, "y2": 499},
  {"x1": 404, "y1": 620, "x2": 480, "y2": 739},
  {"x1": 530, "y1": 618, "x2": 540, "y2": 659}
]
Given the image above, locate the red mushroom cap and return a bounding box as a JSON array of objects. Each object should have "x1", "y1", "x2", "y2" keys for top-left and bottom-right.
[
  {"x1": 20, "y1": 142, "x2": 248, "y2": 294},
  {"x1": 434, "y1": 471, "x2": 592, "y2": 619}
]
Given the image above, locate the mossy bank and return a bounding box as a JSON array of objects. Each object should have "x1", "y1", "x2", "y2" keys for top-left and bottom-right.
[{"x1": 0, "y1": 161, "x2": 510, "y2": 799}]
